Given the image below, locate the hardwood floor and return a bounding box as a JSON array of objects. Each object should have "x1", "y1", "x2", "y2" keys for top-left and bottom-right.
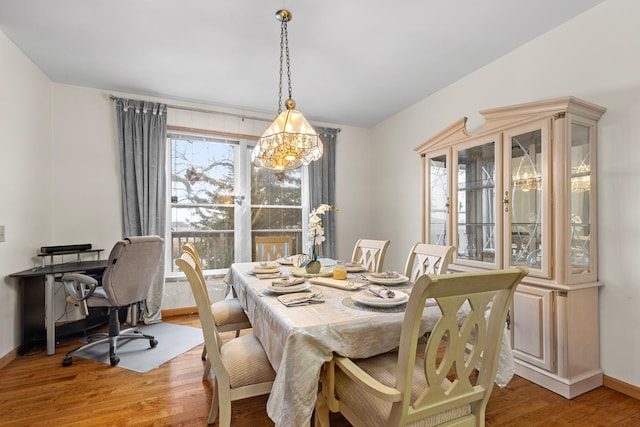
[{"x1": 1, "y1": 314, "x2": 639, "y2": 426}]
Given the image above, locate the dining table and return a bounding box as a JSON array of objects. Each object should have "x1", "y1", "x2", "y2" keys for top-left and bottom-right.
[{"x1": 225, "y1": 259, "x2": 516, "y2": 427}]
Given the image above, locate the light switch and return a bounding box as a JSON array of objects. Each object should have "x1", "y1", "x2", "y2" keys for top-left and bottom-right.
[{"x1": 0, "y1": 225, "x2": 4, "y2": 242}]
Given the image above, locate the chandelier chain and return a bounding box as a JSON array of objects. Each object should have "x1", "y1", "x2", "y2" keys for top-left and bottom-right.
[
  {"x1": 278, "y1": 19, "x2": 285, "y2": 114},
  {"x1": 277, "y1": 17, "x2": 294, "y2": 114},
  {"x1": 284, "y1": 19, "x2": 292, "y2": 101}
]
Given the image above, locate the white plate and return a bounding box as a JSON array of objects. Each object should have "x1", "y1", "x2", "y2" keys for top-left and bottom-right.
[
  {"x1": 277, "y1": 257, "x2": 295, "y2": 265},
  {"x1": 367, "y1": 274, "x2": 410, "y2": 285},
  {"x1": 351, "y1": 291, "x2": 409, "y2": 307},
  {"x1": 266, "y1": 282, "x2": 311, "y2": 294},
  {"x1": 346, "y1": 264, "x2": 367, "y2": 272},
  {"x1": 289, "y1": 267, "x2": 333, "y2": 278},
  {"x1": 255, "y1": 272, "x2": 288, "y2": 279}
]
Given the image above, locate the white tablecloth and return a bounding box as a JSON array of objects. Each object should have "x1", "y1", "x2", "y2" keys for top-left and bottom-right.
[{"x1": 226, "y1": 262, "x2": 515, "y2": 427}]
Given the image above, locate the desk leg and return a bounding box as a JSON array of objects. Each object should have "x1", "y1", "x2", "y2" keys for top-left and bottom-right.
[{"x1": 45, "y1": 273, "x2": 56, "y2": 355}]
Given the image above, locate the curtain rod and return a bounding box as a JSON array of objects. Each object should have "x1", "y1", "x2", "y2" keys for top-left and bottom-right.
[
  {"x1": 108, "y1": 94, "x2": 341, "y2": 131},
  {"x1": 109, "y1": 94, "x2": 271, "y2": 123}
]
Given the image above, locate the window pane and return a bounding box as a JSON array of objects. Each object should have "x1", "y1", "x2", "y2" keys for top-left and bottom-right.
[
  {"x1": 171, "y1": 137, "x2": 235, "y2": 205},
  {"x1": 251, "y1": 167, "x2": 302, "y2": 205},
  {"x1": 250, "y1": 164, "x2": 303, "y2": 259},
  {"x1": 170, "y1": 135, "x2": 237, "y2": 271}
]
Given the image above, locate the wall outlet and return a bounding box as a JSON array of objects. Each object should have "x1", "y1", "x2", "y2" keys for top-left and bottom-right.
[{"x1": 0, "y1": 225, "x2": 4, "y2": 242}]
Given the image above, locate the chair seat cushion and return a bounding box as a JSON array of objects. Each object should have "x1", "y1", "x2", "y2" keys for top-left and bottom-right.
[
  {"x1": 220, "y1": 334, "x2": 276, "y2": 388},
  {"x1": 85, "y1": 287, "x2": 113, "y2": 307},
  {"x1": 211, "y1": 298, "x2": 249, "y2": 327},
  {"x1": 334, "y1": 352, "x2": 471, "y2": 427}
]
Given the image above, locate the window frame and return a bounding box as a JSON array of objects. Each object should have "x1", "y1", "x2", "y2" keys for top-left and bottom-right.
[{"x1": 164, "y1": 127, "x2": 309, "y2": 276}]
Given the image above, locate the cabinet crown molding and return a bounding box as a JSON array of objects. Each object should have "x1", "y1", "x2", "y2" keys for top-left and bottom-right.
[{"x1": 415, "y1": 96, "x2": 606, "y2": 154}]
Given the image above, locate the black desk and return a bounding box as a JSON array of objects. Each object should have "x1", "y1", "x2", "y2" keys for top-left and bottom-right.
[{"x1": 10, "y1": 260, "x2": 108, "y2": 355}]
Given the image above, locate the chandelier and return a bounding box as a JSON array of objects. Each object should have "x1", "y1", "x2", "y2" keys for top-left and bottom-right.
[{"x1": 251, "y1": 9, "x2": 323, "y2": 170}]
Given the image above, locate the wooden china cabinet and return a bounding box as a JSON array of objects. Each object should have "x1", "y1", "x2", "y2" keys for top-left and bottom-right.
[{"x1": 415, "y1": 97, "x2": 606, "y2": 398}]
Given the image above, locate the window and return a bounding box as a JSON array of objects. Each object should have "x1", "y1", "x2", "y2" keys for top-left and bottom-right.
[{"x1": 168, "y1": 131, "x2": 307, "y2": 272}]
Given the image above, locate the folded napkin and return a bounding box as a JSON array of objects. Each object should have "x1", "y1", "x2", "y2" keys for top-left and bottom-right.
[
  {"x1": 308, "y1": 277, "x2": 368, "y2": 290},
  {"x1": 277, "y1": 256, "x2": 295, "y2": 265},
  {"x1": 272, "y1": 277, "x2": 306, "y2": 287},
  {"x1": 256, "y1": 262, "x2": 280, "y2": 270},
  {"x1": 370, "y1": 271, "x2": 401, "y2": 279},
  {"x1": 278, "y1": 291, "x2": 324, "y2": 306},
  {"x1": 368, "y1": 285, "x2": 396, "y2": 299},
  {"x1": 292, "y1": 254, "x2": 311, "y2": 268}
]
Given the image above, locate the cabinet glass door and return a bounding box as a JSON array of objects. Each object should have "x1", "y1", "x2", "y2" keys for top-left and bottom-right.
[
  {"x1": 570, "y1": 123, "x2": 593, "y2": 275},
  {"x1": 510, "y1": 129, "x2": 542, "y2": 267},
  {"x1": 427, "y1": 152, "x2": 449, "y2": 245},
  {"x1": 506, "y1": 121, "x2": 550, "y2": 278},
  {"x1": 454, "y1": 140, "x2": 499, "y2": 266}
]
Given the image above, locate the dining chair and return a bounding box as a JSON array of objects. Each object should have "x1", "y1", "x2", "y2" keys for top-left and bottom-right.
[
  {"x1": 176, "y1": 252, "x2": 275, "y2": 426},
  {"x1": 351, "y1": 239, "x2": 390, "y2": 272},
  {"x1": 255, "y1": 235, "x2": 293, "y2": 261},
  {"x1": 182, "y1": 243, "x2": 251, "y2": 364},
  {"x1": 404, "y1": 243, "x2": 456, "y2": 281},
  {"x1": 315, "y1": 267, "x2": 528, "y2": 427}
]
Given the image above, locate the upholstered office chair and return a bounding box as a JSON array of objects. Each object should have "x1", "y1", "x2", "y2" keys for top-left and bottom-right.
[
  {"x1": 255, "y1": 236, "x2": 293, "y2": 261},
  {"x1": 351, "y1": 239, "x2": 390, "y2": 272},
  {"x1": 182, "y1": 243, "x2": 251, "y2": 364},
  {"x1": 315, "y1": 267, "x2": 528, "y2": 427},
  {"x1": 404, "y1": 243, "x2": 456, "y2": 281},
  {"x1": 176, "y1": 252, "x2": 275, "y2": 426},
  {"x1": 61, "y1": 236, "x2": 164, "y2": 367}
]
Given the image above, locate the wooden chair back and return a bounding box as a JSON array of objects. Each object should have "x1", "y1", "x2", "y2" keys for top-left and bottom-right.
[
  {"x1": 176, "y1": 252, "x2": 274, "y2": 426},
  {"x1": 404, "y1": 243, "x2": 456, "y2": 281},
  {"x1": 255, "y1": 236, "x2": 293, "y2": 261},
  {"x1": 317, "y1": 267, "x2": 528, "y2": 427},
  {"x1": 351, "y1": 239, "x2": 390, "y2": 272}
]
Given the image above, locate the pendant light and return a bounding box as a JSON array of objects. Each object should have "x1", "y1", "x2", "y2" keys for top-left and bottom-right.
[{"x1": 251, "y1": 9, "x2": 323, "y2": 170}]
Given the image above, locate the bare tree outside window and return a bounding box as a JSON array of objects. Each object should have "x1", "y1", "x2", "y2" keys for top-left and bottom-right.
[{"x1": 169, "y1": 133, "x2": 304, "y2": 271}]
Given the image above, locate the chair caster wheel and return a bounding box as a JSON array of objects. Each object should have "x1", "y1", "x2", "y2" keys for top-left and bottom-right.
[
  {"x1": 62, "y1": 357, "x2": 73, "y2": 367},
  {"x1": 150, "y1": 339, "x2": 158, "y2": 348},
  {"x1": 110, "y1": 356, "x2": 120, "y2": 366}
]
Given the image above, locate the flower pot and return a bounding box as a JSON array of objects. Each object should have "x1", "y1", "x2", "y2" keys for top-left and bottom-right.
[{"x1": 305, "y1": 260, "x2": 321, "y2": 274}]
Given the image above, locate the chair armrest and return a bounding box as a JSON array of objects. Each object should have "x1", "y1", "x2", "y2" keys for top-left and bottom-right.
[
  {"x1": 62, "y1": 273, "x2": 98, "y2": 301},
  {"x1": 334, "y1": 356, "x2": 401, "y2": 402}
]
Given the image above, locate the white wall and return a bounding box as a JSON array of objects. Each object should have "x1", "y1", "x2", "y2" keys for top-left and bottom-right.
[
  {"x1": 51, "y1": 87, "x2": 123, "y2": 249},
  {"x1": 370, "y1": 0, "x2": 640, "y2": 387},
  {"x1": 0, "y1": 30, "x2": 53, "y2": 358}
]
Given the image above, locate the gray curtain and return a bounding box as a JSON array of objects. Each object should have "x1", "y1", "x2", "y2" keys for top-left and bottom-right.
[
  {"x1": 309, "y1": 127, "x2": 338, "y2": 258},
  {"x1": 115, "y1": 97, "x2": 167, "y2": 324}
]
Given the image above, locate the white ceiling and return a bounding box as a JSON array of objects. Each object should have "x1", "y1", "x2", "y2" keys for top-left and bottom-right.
[{"x1": 0, "y1": 0, "x2": 604, "y2": 128}]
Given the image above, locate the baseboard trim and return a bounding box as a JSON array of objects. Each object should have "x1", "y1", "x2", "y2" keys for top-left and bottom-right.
[
  {"x1": 514, "y1": 360, "x2": 602, "y2": 398},
  {"x1": 0, "y1": 346, "x2": 19, "y2": 370},
  {"x1": 604, "y1": 375, "x2": 640, "y2": 401},
  {"x1": 162, "y1": 307, "x2": 197, "y2": 318}
]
